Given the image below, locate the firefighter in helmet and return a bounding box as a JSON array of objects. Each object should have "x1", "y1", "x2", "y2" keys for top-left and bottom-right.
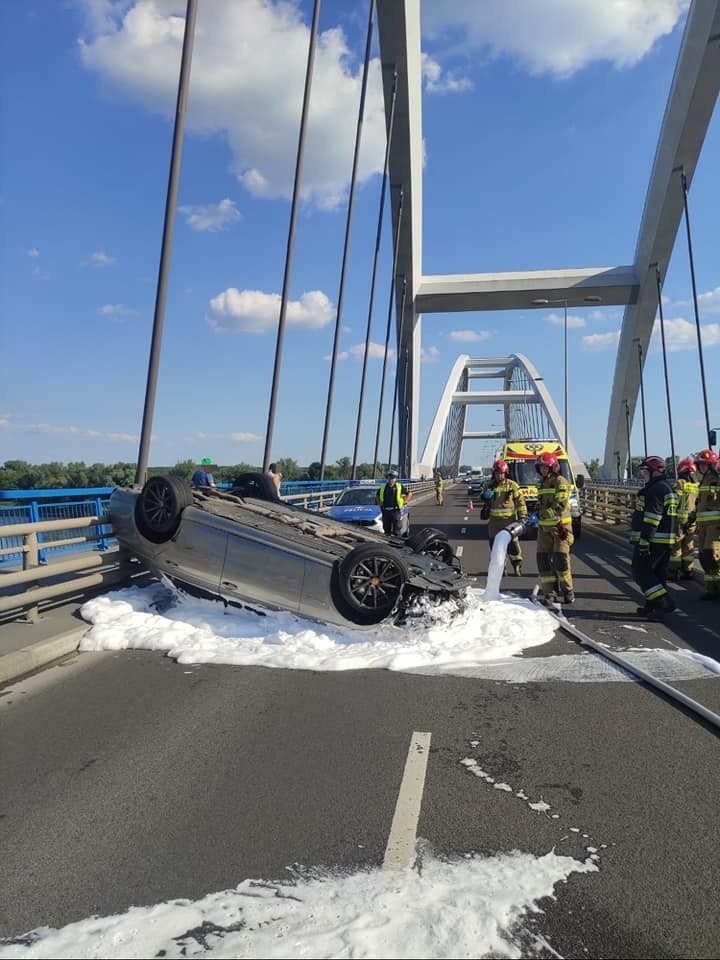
[
  {"x1": 535, "y1": 452, "x2": 574, "y2": 603},
  {"x1": 668, "y1": 457, "x2": 699, "y2": 581},
  {"x1": 630, "y1": 455, "x2": 678, "y2": 620},
  {"x1": 695, "y1": 448, "x2": 720, "y2": 601},
  {"x1": 483, "y1": 458, "x2": 527, "y2": 575}
]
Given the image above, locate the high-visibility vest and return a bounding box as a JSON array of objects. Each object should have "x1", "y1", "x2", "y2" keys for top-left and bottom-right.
[{"x1": 378, "y1": 482, "x2": 406, "y2": 509}]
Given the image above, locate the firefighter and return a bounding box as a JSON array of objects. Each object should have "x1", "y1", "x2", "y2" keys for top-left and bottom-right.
[
  {"x1": 434, "y1": 469, "x2": 444, "y2": 505},
  {"x1": 535, "y1": 452, "x2": 574, "y2": 603},
  {"x1": 695, "y1": 448, "x2": 720, "y2": 601},
  {"x1": 667, "y1": 457, "x2": 699, "y2": 581},
  {"x1": 484, "y1": 458, "x2": 527, "y2": 575},
  {"x1": 630, "y1": 455, "x2": 678, "y2": 621}
]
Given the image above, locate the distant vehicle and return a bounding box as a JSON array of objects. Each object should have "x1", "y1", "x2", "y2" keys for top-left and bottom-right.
[
  {"x1": 327, "y1": 484, "x2": 410, "y2": 537},
  {"x1": 467, "y1": 474, "x2": 486, "y2": 498},
  {"x1": 499, "y1": 439, "x2": 583, "y2": 537},
  {"x1": 109, "y1": 474, "x2": 463, "y2": 629}
]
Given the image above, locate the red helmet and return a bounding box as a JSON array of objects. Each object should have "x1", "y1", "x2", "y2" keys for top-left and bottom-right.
[
  {"x1": 536, "y1": 453, "x2": 560, "y2": 473},
  {"x1": 492, "y1": 458, "x2": 508, "y2": 474},
  {"x1": 677, "y1": 457, "x2": 696, "y2": 476},
  {"x1": 640, "y1": 456, "x2": 666, "y2": 473},
  {"x1": 696, "y1": 449, "x2": 720, "y2": 468}
]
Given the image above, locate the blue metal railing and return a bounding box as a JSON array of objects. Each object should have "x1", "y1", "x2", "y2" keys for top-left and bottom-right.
[{"x1": 0, "y1": 487, "x2": 116, "y2": 565}]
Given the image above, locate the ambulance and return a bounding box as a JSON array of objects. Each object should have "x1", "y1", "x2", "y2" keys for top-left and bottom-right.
[{"x1": 499, "y1": 439, "x2": 583, "y2": 537}]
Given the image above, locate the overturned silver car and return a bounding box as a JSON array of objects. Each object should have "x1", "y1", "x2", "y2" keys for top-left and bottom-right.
[{"x1": 109, "y1": 473, "x2": 470, "y2": 628}]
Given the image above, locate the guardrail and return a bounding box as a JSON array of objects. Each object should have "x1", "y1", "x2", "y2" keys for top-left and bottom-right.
[
  {"x1": 0, "y1": 516, "x2": 133, "y2": 622},
  {"x1": 579, "y1": 482, "x2": 636, "y2": 526}
]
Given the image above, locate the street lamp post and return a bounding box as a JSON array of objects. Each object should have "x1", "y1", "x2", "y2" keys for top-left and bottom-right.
[{"x1": 624, "y1": 399, "x2": 632, "y2": 479}]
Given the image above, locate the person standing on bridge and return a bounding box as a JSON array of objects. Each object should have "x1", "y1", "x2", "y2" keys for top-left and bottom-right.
[
  {"x1": 667, "y1": 457, "x2": 699, "y2": 581},
  {"x1": 630, "y1": 455, "x2": 678, "y2": 621},
  {"x1": 434, "y1": 469, "x2": 444, "y2": 505},
  {"x1": 484, "y1": 458, "x2": 527, "y2": 575},
  {"x1": 376, "y1": 470, "x2": 412, "y2": 537},
  {"x1": 535, "y1": 452, "x2": 574, "y2": 603},
  {"x1": 191, "y1": 457, "x2": 216, "y2": 488},
  {"x1": 695, "y1": 448, "x2": 720, "y2": 601}
]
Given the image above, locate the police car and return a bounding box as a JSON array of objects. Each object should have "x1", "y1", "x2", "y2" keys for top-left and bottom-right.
[{"x1": 327, "y1": 484, "x2": 410, "y2": 536}]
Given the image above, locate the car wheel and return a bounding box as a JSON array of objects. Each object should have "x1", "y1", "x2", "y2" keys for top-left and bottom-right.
[
  {"x1": 135, "y1": 475, "x2": 193, "y2": 544},
  {"x1": 572, "y1": 516, "x2": 582, "y2": 539},
  {"x1": 406, "y1": 526, "x2": 455, "y2": 564},
  {"x1": 337, "y1": 543, "x2": 408, "y2": 622}
]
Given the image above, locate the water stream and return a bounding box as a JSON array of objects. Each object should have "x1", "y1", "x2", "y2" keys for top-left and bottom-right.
[{"x1": 484, "y1": 530, "x2": 511, "y2": 600}]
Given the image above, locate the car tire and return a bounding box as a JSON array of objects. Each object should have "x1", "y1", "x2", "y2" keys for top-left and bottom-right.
[
  {"x1": 135, "y1": 475, "x2": 193, "y2": 544},
  {"x1": 406, "y1": 526, "x2": 456, "y2": 564},
  {"x1": 337, "y1": 543, "x2": 408, "y2": 622},
  {"x1": 572, "y1": 515, "x2": 582, "y2": 539}
]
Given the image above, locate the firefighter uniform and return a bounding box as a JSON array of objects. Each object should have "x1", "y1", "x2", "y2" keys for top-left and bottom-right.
[
  {"x1": 668, "y1": 472, "x2": 699, "y2": 579},
  {"x1": 536, "y1": 473, "x2": 574, "y2": 600},
  {"x1": 696, "y1": 459, "x2": 720, "y2": 599},
  {"x1": 630, "y1": 472, "x2": 678, "y2": 617},
  {"x1": 486, "y1": 477, "x2": 527, "y2": 574}
]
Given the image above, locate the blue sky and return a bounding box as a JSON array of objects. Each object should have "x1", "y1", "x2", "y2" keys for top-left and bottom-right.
[{"x1": 1, "y1": 0, "x2": 718, "y2": 470}]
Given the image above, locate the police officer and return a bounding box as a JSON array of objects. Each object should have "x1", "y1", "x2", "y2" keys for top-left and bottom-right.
[
  {"x1": 376, "y1": 470, "x2": 413, "y2": 537},
  {"x1": 484, "y1": 458, "x2": 527, "y2": 575},
  {"x1": 668, "y1": 457, "x2": 699, "y2": 580},
  {"x1": 695, "y1": 448, "x2": 720, "y2": 601},
  {"x1": 630, "y1": 455, "x2": 678, "y2": 620},
  {"x1": 535, "y1": 453, "x2": 574, "y2": 603}
]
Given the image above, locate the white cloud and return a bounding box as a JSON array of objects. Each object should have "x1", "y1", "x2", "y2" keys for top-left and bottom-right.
[
  {"x1": 107, "y1": 432, "x2": 138, "y2": 442},
  {"x1": 24, "y1": 422, "x2": 137, "y2": 441},
  {"x1": 87, "y1": 250, "x2": 116, "y2": 267},
  {"x1": 652, "y1": 316, "x2": 720, "y2": 352},
  {"x1": 697, "y1": 286, "x2": 720, "y2": 315},
  {"x1": 421, "y1": 53, "x2": 472, "y2": 93},
  {"x1": 178, "y1": 197, "x2": 241, "y2": 231},
  {"x1": 26, "y1": 247, "x2": 40, "y2": 257},
  {"x1": 0, "y1": 418, "x2": 8, "y2": 428},
  {"x1": 228, "y1": 431, "x2": 262, "y2": 442},
  {"x1": 582, "y1": 331, "x2": 621, "y2": 350},
  {"x1": 326, "y1": 342, "x2": 395, "y2": 362},
  {"x1": 547, "y1": 311, "x2": 585, "y2": 328},
  {"x1": 448, "y1": 329, "x2": 494, "y2": 342},
  {"x1": 78, "y1": 0, "x2": 387, "y2": 209},
  {"x1": 423, "y1": 0, "x2": 689, "y2": 78},
  {"x1": 98, "y1": 303, "x2": 135, "y2": 316},
  {"x1": 207, "y1": 288, "x2": 334, "y2": 333},
  {"x1": 421, "y1": 345, "x2": 441, "y2": 363}
]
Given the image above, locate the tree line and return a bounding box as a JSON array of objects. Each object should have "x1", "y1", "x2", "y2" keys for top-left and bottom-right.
[{"x1": 0, "y1": 458, "x2": 401, "y2": 491}]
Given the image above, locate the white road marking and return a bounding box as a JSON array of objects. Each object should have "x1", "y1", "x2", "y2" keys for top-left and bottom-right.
[
  {"x1": 456, "y1": 545, "x2": 464, "y2": 557},
  {"x1": 383, "y1": 731, "x2": 432, "y2": 869},
  {"x1": 460, "y1": 527, "x2": 467, "y2": 535}
]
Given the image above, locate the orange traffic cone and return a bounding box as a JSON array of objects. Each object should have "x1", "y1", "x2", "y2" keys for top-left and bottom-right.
[{"x1": 468, "y1": 498, "x2": 474, "y2": 511}]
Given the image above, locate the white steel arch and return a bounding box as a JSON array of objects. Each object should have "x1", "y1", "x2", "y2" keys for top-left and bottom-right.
[{"x1": 418, "y1": 354, "x2": 589, "y2": 479}]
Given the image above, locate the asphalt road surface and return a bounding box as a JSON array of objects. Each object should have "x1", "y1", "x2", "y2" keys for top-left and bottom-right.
[{"x1": 2, "y1": 482, "x2": 719, "y2": 958}]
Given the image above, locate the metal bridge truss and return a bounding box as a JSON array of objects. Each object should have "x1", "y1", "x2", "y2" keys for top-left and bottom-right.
[{"x1": 418, "y1": 354, "x2": 588, "y2": 479}]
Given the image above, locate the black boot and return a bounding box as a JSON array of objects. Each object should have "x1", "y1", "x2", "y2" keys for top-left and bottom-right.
[{"x1": 562, "y1": 589, "x2": 575, "y2": 604}]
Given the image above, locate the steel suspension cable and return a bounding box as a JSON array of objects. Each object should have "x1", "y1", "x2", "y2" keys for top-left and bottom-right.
[
  {"x1": 654, "y1": 265, "x2": 677, "y2": 478},
  {"x1": 350, "y1": 69, "x2": 398, "y2": 480},
  {"x1": 263, "y1": 0, "x2": 321, "y2": 470},
  {"x1": 387, "y1": 277, "x2": 407, "y2": 471},
  {"x1": 679, "y1": 167, "x2": 712, "y2": 448},
  {"x1": 136, "y1": 0, "x2": 198, "y2": 486},
  {"x1": 318, "y1": 0, "x2": 376, "y2": 480},
  {"x1": 372, "y1": 187, "x2": 403, "y2": 479}
]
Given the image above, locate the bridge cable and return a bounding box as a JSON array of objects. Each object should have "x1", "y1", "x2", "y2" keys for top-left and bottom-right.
[
  {"x1": 351, "y1": 68, "x2": 398, "y2": 480},
  {"x1": 135, "y1": 0, "x2": 198, "y2": 486},
  {"x1": 318, "y1": 0, "x2": 377, "y2": 481},
  {"x1": 372, "y1": 187, "x2": 404, "y2": 479},
  {"x1": 263, "y1": 0, "x2": 321, "y2": 471},
  {"x1": 387, "y1": 277, "x2": 408, "y2": 471},
  {"x1": 678, "y1": 167, "x2": 713, "y2": 449},
  {"x1": 653, "y1": 265, "x2": 678, "y2": 478}
]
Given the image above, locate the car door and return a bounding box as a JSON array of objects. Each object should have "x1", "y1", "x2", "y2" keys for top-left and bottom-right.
[{"x1": 220, "y1": 524, "x2": 305, "y2": 613}]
